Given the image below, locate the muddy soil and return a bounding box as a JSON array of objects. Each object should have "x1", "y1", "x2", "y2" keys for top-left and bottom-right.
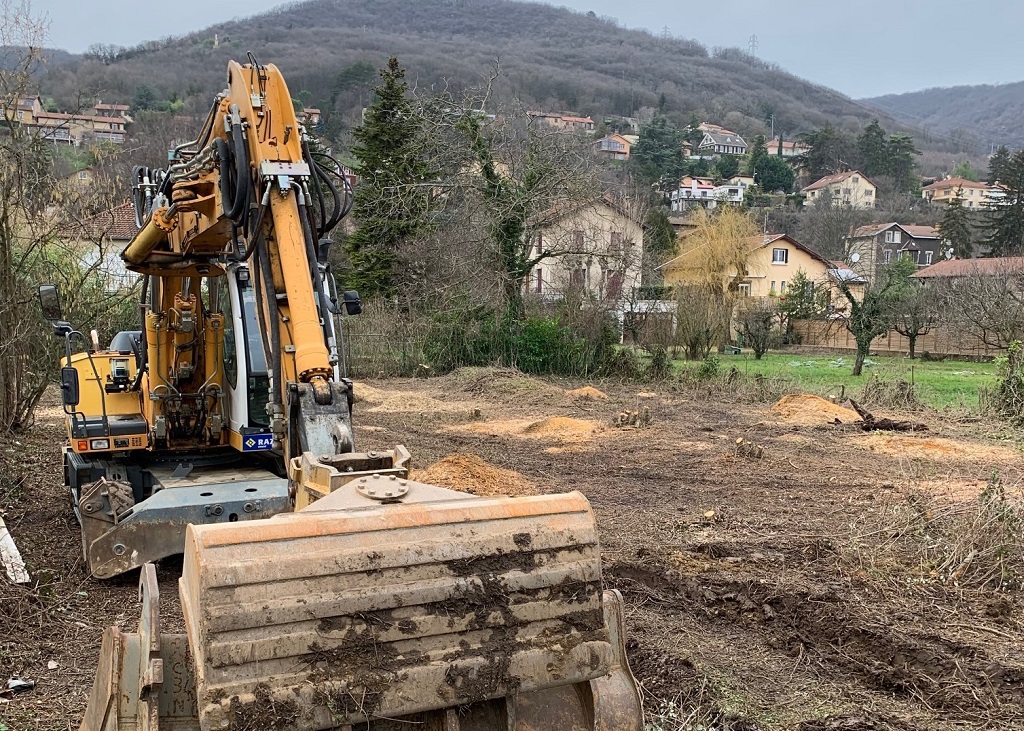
[{"x1": 3, "y1": 373, "x2": 1024, "y2": 730}]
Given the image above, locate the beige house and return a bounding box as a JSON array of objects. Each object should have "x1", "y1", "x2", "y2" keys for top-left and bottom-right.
[
  {"x1": 526, "y1": 199, "x2": 643, "y2": 302},
  {"x1": 802, "y1": 170, "x2": 877, "y2": 209},
  {"x1": 921, "y1": 177, "x2": 992, "y2": 208},
  {"x1": 661, "y1": 232, "x2": 864, "y2": 310},
  {"x1": 594, "y1": 134, "x2": 632, "y2": 161},
  {"x1": 661, "y1": 233, "x2": 832, "y2": 297}
]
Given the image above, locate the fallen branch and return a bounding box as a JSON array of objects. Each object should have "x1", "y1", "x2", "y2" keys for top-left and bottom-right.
[{"x1": 849, "y1": 400, "x2": 928, "y2": 432}]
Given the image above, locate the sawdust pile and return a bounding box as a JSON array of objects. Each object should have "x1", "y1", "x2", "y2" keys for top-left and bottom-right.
[
  {"x1": 452, "y1": 416, "x2": 602, "y2": 442},
  {"x1": 567, "y1": 386, "x2": 609, "y2": 400},
  {"x1": 522, "y1": 416, "x2": 600, "y2": 437},
  {"x1": 857, "y1": 434, "x2": 1021, "y2": 463},
  {"x1": 414, "y1": 454, "x2": 537, "y2": 497},
  {"x1": 770, "y1": 394, "x2": 860, "y2": 425}
]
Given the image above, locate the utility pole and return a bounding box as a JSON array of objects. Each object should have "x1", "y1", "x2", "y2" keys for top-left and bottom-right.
[{"x1": 748, "y1": 33, "x2": 759, "y2": 56}]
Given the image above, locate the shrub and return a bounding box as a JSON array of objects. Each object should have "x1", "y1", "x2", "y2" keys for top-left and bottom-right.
[{"x1": 996, "y1": 340, "x2": 1024, "y2": 422}]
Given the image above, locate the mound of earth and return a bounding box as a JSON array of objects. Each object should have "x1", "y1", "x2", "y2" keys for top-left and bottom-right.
[
  {"x1": 567, "y1": 386, "x2": 608, "y2": 400},
  {"x1": 857, "y1": 434, "x2": 1021, "y2": 463},
  {"x1": 352, "y1": 380, "x2": 477, "y2": 414},
  {"x1": 771, "y1": 394, "x2": 860, "y2": 425},
  {"x1": 413, "y1": 454, "x2": 536, "y2": 497},
  {"x1": 447, "y1": 367, "x2": 569, "y2": 405}
]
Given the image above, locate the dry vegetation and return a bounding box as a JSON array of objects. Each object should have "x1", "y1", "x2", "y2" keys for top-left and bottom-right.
[{"x1": 3, "y1": 370, "x2": 1024, "y2": 730}]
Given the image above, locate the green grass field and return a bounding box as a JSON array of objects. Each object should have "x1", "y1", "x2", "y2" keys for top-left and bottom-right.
[{"x1": 674, "y1": 352, "x2": 999, "y2": 410}]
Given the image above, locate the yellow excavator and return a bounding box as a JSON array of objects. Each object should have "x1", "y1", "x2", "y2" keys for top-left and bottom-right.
[{"x1": 41, "y1": 55, "x2": 643, "y2": 730}]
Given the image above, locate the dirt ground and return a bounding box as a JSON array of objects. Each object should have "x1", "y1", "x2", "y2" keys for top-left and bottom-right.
[{"x1": 3, "y1": 368, "x2": 1024, "y2": 730}]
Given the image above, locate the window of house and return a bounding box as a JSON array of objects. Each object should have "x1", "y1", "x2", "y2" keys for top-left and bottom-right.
[
  {"x1": 770, "y1": 281, "x2": 776, "y2": 293},
  {"x1": 738, "y1": 283, "x2": 751, "y2": 297},
  {"x1": 925, "y1": 251, "x2": 933, "y2": 265},
  {"x1": 772, "y1": 248, "x2": 788, "y2": 264},
  {"x1": 852, "y1": 176, "x2": 859, "y2": 183},
  {"x1": 535, "y1": 234, "x2": 543, "y2": 256},
  {"x1": 780, "y1": 281, "x2": 787, "y2": 294},
  {"x1": 572, "y1": 230, "x2": 584, "y2": 247},
  {"x1": 885, "y1": 230, "x2": 902, "y2": 244},
  {"x1": 78, "y1": 171, "x2": 88, "y2": 180},
  {"x1": 570, "y1": 268, "x2": 586, "y2": 289},
  {"x1": 883, "y1": 250, "x2": 892, "y2": 263},
  {"x1": 864, "y1": 189, "x2": 873, "y2": 196},
  {"x1": 969, "y1": 189, "x2": 974, "y2": 196},
  {"x1": 605, "y1": 270, "x2": 624, "y2": 299},
  {"x1": 609, "y1": 231, "x2": 622, "y2": 257}
]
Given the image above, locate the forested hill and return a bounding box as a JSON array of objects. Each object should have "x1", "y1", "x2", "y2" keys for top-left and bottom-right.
[
  {"x1": 40, "y1": 0, "x2": 966, "y2": 154},
  {"x1": 863, "y1": 82, "x2": 1024, "y2": 150}
]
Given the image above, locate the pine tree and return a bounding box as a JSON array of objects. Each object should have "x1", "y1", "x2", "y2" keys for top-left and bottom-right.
[
  {"x1": 885, "y1": 133, "x2": 921, "y2": 193},
  {"x1": 746, "y1": 134, "x2": 768, "y2": 174},
  {"x1": 857, "y1": 119, "x2": 888, "y2": 178},
  {"x1": 987, "y1": 149, "x2": 1024, "y2": 257},
  {"x1": 345, "y1": 56, "x2": 435, "y2": 296},
  {"x1": 630, "y1": 113, "x2": 687, "y2": 189},
  {"x1": 937, "y1": 188, "x2": 973, "y2": 259},
  {"x1": 988, "y1": 145, "x2": 1011, "y2": 184}
]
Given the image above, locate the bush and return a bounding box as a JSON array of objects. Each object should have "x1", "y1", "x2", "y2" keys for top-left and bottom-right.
[
  {"x1": 419, "y1": 304, "x2": 618, "y2": 377},
  {"x1": 996, "y1": 340, "x2": 1024, "y2": 422},
  {"x1": 696, "y1": 354, "x2": 720, "y2": 380}
]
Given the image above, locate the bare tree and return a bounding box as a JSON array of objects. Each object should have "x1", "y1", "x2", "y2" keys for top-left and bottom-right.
[
  {"x1": 0, "y1": 4, "x2": 135, "y2": 429},
  {"x1": 799, "y1": 188, "x2": 873, "y2": 260},
  {"x1": 889, "y1": 285, "x2": 940, "y2": 359},
  {"x1": 938, "y1": 265, "x2": 1024, "y2": 350},
  {"x1": 736, "y1": 298, "x2": 780, "y2": 359},
  {"x1": 674, "y1": 285, "x2": 732, "y2": 360}
]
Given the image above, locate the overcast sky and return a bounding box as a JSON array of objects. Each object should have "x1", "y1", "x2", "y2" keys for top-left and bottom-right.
[{"x1": 42, "y1": 0, "x2": 1024, "y2": 99}]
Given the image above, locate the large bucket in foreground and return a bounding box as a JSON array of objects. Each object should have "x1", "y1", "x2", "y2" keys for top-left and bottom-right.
[{"x1": 79, "y1": 478, "x2": 643, "y2": 730}]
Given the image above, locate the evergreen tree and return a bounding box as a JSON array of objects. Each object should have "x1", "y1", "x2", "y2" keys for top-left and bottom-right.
[
  {"x1": 988, "y1": 145, "x2": 1011, "y2": 184},
  {"x1": 797, "y1": 124, "x2": 857, "y2": 180},
  {"x1": 753, "y1": 155, "x2": 795, "y2": 193},
  {"x1": 987, "y1": 149, "x2": 1024, "y2": 257},
  {"x1": 937, "y1": 189, "x2": 973, "y2": 259},
  {"x1": 747, "y1": 134, "x2": 768, "y2": 173},
  {"x1": 885, "y1": 133, "x2": 921, "y2": 193},
  {"x1": 630, "y1": 113, "x2": 687, "y2": 190},
  {"x1": 857, "y1": 119, "x2": 888, "y2": 178},
  {"x1": 716, "y1": 154, "x2": 739, "y2": 180},
  {"x1": 346, "y1": 57, "x2": 435, "y2": 295}
]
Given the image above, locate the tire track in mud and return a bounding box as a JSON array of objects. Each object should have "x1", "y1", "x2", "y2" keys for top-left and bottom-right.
[{"x1": 609, "y1": 561, "x2": 1024, "y2": 727}]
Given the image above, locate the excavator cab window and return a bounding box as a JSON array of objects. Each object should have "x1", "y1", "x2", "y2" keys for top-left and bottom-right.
[{"x1": 238, "y1": 283, "x2": 270, "y2": 428}]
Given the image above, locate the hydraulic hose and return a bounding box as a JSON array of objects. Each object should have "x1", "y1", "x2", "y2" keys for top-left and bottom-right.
[{"x1": 217, "y1": 122, "x2": 251, "y2": 223}]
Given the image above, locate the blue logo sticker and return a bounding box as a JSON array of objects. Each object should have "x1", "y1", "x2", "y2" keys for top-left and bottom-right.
[{"x1": 242, "y1": 433, "x2": 274, "y2": 451}]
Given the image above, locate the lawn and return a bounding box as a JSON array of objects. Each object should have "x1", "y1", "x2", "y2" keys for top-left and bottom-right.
[{"x1": 675, "y1": 351, "x2": 999, "y2": 410}]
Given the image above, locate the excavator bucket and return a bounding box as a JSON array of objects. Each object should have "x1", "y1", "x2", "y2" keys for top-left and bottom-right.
[{"x1": 79, "y1": 477, "x2": 643, "y2": 730}]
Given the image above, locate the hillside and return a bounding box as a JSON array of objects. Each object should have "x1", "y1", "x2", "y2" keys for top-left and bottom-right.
[
  {"x1": 864, "y1": 82, "x2": 1024, "y2": 150},
  {"x1": 38, "y1": 0, "x2": 972, "y2": 160}
]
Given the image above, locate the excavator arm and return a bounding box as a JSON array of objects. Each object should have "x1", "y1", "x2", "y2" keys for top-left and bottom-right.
[{"x1": 123, "y1": 58, "x2": 351, "y2": 465}]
